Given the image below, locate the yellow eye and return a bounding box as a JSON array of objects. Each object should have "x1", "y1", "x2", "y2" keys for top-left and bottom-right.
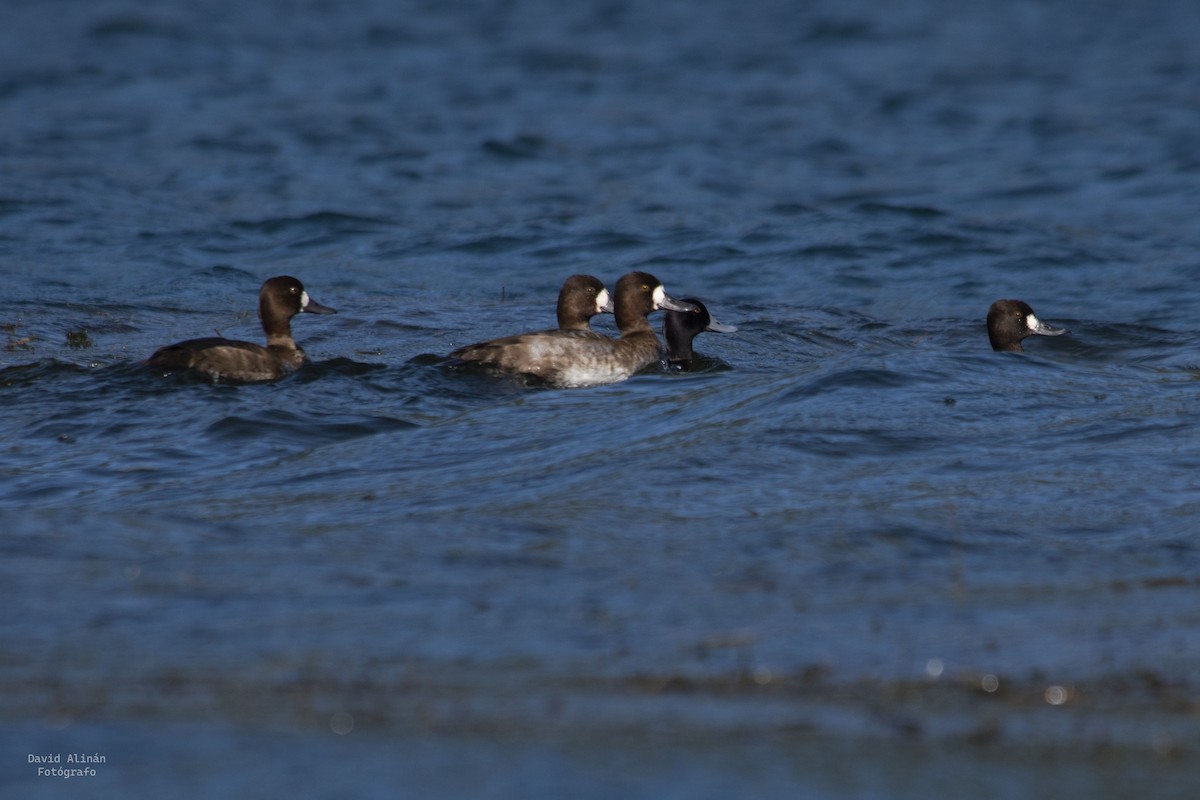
[{"x1": 642, "y1": 284, "x2": 650, "y2": 292}]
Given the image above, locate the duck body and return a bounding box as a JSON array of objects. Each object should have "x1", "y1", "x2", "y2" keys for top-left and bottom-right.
[
  {"x1": 147, "y1": 337, "x2": 310, "y2": 382},
  {"x1": 452, "y1": 328, "x2": 655, "y2": 388},
  {"x1": 147, "y1": 275, "x2": 336, "y2": 382}
]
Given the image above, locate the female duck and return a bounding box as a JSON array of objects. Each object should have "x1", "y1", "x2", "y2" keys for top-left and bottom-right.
[
  {"x1": 451, "y1": 271, "x2": 695, "y2": 388},
  {"x1": 987, "y1": 299, "x2": 1067, "y2": 352},
  {"x1": 663, "y1": 298, "x2": 737, "y2": 370},
  {"x1": 147, "y1": 275, "x2": 336, "y2": 382},
  {"x1": 556, "y1": 274, "x2": 613, "y2": 330}
]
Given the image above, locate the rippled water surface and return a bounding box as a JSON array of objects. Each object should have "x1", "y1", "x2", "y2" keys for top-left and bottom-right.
[{"x1": 4, "y1": 0, "x2": 1200, "y2": 797}]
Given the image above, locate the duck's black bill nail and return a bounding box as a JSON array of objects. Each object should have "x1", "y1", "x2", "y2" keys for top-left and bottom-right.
[{"x1": 304, "y1": 299, "x2": 338, "y2": 315}]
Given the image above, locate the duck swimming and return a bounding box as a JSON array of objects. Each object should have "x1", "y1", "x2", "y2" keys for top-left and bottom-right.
[
  {"x1": 556, "y1": 274, "x2": 613, "y2": 331},
  {"x1": 147, "y1": 275, "x2": 336, "y2": 382},
  {"x1": 663, "y1": 297, "x2": 737, "y2": 370},
  {"x1": 986, "y1": 299, "x2": 1067, "y2": 352},
  {"x1": 450, "y1": 271, "x2": 695, "y2": 388}
]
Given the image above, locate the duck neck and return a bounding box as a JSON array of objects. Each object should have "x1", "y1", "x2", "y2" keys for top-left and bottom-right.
[
  {"x1": 261, "y1": 299, "x2": 297, "y2": 350},
  {"x1": 558, "y1": 313, "x2": 591, "y2": 331},
  {"x1": 665, "y1": 333, "x2": 694, "y2": 363},
  {"x1": 988, "y1": 332, "x2": 1023, "y2": 353},
  {"x1": 616, "y1": 311, "x2": 654, "y2": 338},
  {"x1": 266, "y1": 330, "x2": 298, "y2": 350}
]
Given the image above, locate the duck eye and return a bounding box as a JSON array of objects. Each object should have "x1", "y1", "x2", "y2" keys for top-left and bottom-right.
[{"x1": 642, "y1": 284, "x2": 650, "y2": 292}]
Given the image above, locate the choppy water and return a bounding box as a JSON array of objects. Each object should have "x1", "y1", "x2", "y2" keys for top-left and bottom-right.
[{"x1": 4, "y1": 0, "x2": 1200, "y2": 797}]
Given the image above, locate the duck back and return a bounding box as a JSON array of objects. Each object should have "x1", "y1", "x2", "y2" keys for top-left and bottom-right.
[{"x1": 148, "y1": 338, "x2": 305, "y2": 382}]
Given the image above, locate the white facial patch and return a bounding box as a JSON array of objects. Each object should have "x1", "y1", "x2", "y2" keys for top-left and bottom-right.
[
  {"x1": 300, "y1": 290, "x2": 311, "y2": 310},
  {"x1": 651, "y1": 285, "x2": 665, "y2": 309},
  {"x1": 596, "y1": 289, "x2": 610, "y2": 313},
  {"x1": 1026, "y1": 313, "x2": 1040, "y2": 331}
]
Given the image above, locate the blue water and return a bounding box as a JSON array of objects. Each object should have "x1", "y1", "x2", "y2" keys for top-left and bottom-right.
[{"x1": 4, "y1": 0, "x2": 1200, "y2": 797}]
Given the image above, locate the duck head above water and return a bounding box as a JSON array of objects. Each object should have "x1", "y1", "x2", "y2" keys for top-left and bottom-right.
[
  {"x1": 612, "y1": 271, "x2": 697, "y2": 335},
  {"x1": 986, "y1": 299, "x2": 1067, "y2": 352},
  {"x1": 259, "y1": 275, "x2": 337, "y2": 340},
  {"x1": 663, "y1": 298, "x2": 737, "y2": 369},
  {"x1": 556, "y1": 274, "x2": 613, "y2": 331}
]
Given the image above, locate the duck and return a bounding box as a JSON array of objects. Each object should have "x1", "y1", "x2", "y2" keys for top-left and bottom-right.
[
  {"x1": 147, "y1": 275, "x2": 336, "y2": 382},
  {"x1": 663, "y1": 298, "x2": 737, "y2": 370},
  {"x1": 556, "y1": 274, "x2": 613, "y2": 330},
  {"x1": 450, "y1": 271, "x2": 696, "y2": 388},
  {"x1": 986, "y1": 299, "x2": 1067, "y2": 352}
]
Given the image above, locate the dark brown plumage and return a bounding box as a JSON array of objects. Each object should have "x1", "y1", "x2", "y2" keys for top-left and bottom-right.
[
  {"x1": 555, "y1": 274, "x2": 612, "y2": 331},
  {"x1": 987, "y1": 299, "x2": 1067, "y2": 352},
  {"x1": 147, "y1": 275, "x2": 336, "y2": 382}
]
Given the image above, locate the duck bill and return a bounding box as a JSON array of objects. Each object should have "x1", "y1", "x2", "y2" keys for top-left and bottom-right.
[
  {"x1": 707, "y1": 318, "x2": 737, "y2": 333},
  {"x1": 301, "y1": 292, "x2": 338, "y2": 315},
  {"x1": 1028, "y1": 314, "x2": 1066, "y2": 337},
  {"x1": 657, "y1": 294, "x2": 698, "y2": 313},
  {"x1": 597, "y1": 289, "x2": 614, "y2": 315}
]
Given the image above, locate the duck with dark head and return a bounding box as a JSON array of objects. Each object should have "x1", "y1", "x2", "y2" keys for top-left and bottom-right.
[
  {"x1": 147, "y1": 275, "x2": 336, "y2": 382},
  {"x1": 986, "y1": 299, "x2": 1067, "y2": 353},
  {"x1": 555, "y1": 274, "x2": 613, "y2": 331},
  {"x1": 663, "y1": 298, "x2": 737, "y2": 371}
]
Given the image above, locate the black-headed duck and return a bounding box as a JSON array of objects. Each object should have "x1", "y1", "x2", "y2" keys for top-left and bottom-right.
[{"x1": 663, "y1": 297, "x2": 737, "y2": 370}]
